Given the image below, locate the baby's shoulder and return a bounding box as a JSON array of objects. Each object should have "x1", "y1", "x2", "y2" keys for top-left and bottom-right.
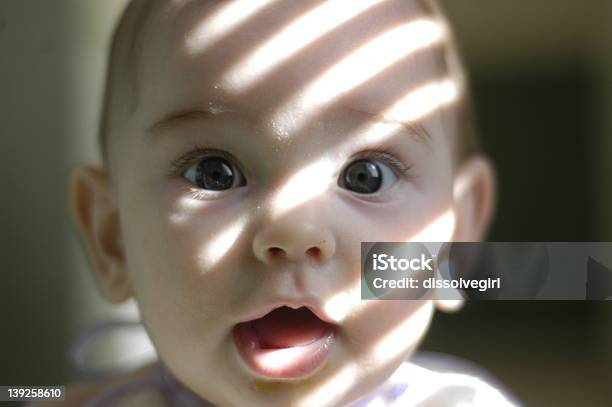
[{"x1": 27, "y1": 363, "x2": 168, "y2": 407}]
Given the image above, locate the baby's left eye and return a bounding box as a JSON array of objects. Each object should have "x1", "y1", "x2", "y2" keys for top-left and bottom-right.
[{"x1": 338, "y1": 158, "x2": 398, "y2": 194}]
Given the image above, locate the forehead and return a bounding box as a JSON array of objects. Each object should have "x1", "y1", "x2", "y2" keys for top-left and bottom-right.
[{"x1": 135, "y1": 0, "x2": 447, "y2": 136}]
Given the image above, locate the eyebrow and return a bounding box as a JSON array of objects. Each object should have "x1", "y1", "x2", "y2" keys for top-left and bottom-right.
[
  {"x1": 146, "y1": 104, "x2": 237, "y2": 136},
  {"x1": 338, "y1": 105, "x2": 432, "y2": 145},
  {"x1": 146, "y1": 103, "x2": 432, "y2": 144}
]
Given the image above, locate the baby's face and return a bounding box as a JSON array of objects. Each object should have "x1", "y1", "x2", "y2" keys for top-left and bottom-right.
[{"x1": 108, "y1": 0, "x2": 460, "y2": 405}]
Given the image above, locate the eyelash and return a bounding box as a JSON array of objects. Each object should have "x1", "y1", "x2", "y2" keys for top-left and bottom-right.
[
  {"x1": 350, "y1": 146, "x2": 413, "y2": 178},
  {"x1": 168, "y1": 145, "x2": 238, "y2": 177},
  {"x1": 168, "y1": 144, "x2": 413, "y2": 180}
]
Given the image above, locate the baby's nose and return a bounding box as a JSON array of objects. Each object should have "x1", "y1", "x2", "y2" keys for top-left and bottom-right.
[{"x1": 253, "y1": 219, "x2": 336, "y2": 265}]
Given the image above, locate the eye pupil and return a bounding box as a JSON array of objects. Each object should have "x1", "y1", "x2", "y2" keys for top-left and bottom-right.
[
  {"x1": 196, "y1": 157, "x2": 235, "y2": 190},
  {"x1": 342, "y1": 159, "x2": 382, "y2": 194}
]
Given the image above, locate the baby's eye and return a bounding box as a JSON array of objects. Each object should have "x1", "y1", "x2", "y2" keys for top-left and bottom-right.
[
  {"x1": 183, "y1": 156, "x2": 246, "y2": 191},
  {"x1": 338, "y1": 158, "x2": 398, "y2": 194}
]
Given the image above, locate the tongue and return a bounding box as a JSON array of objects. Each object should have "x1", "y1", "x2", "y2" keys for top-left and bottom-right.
[{"x1": 251, "y1": 306, "x2": 330, "y2": 349}]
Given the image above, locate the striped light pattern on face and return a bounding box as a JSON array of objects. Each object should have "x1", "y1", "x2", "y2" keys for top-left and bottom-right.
[
  {"x1": 197, "y1": 215, "x2": 248, "y2": 271},
  {"x1": 186, "y1": 0, "x2": 282, "y2": 54},
  {"x1": 367, "y1": 301, "x2": 433, "y2": 362},
  {"x1": 408, "y1": 209, "x2": 456, "y2": 243},
  {"x1": 268, "y1": 79, "x2": 457, "y2": 217},
  {"x1": 383, "y1": 79, "x2": 457, "y2": 124},
  {"x1": 271, "y1": 159, "x2": 337, "y2": 216},
  {"x1": 269, "y1": 19, "x2": 445, "y2": 135},
  {"x1": 297, "y1": 304, "x2": 434, "y2": 407},
  {"x1": 221, "y1": 0, "x2": 389, "y2": 91}
]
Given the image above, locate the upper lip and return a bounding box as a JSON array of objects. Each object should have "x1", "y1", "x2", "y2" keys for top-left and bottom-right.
[{"x1": 237, "y1": 298, "x2": 338, "y2": 325}]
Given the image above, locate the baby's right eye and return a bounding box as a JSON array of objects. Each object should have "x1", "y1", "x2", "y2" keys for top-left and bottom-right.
[{"x1": 183, "y1": 155, "x2": 246, "y2": 191}]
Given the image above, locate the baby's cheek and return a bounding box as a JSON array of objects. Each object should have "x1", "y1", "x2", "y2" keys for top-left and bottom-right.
[
  {"x1": 337, "y1": 195, "x2": 451, "y2": 245},
  {"x1": 157, "y1": 221, "x2": 240, "y2": 308},
  {"x1": 126, "y1": 222, "x2": 247, "y2": 381},
  {"x1": 123, "y1": 192, "x2": 247, "y2": 343},
  {"x1": 343, "y1": 300, "x2": 433, "y2": 366},
  {"x1": 329, "y1": 197, "x2": 440, "y2": 359}
]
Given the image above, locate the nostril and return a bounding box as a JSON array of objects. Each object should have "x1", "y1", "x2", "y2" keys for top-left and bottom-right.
[
  {"x1": 306, "y1": 247, "x2": 321, "y2": 258},
  {"x1": 268, "y1": 247, "x2": 285, "y2": 259}
]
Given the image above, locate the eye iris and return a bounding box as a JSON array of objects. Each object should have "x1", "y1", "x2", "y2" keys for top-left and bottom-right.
[
  {"x1": 196, "y1": 157, "x2": 234, "y2": 190},
  {"x1": 344, "y1": 160, "x2": 382, "y2": 193}
]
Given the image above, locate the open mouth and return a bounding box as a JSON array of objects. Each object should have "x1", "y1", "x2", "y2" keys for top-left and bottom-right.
[{"x1": 232, "y1": 306, "x2": 337, "y2": 380}]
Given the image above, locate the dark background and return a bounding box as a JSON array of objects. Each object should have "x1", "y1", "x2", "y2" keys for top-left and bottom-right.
[
  {"x1": 421, "y1": 2, "x2": 612, "y2": 406},
  {"x1": 1, "y1": 1, "x2": 611, "y2": 406}
]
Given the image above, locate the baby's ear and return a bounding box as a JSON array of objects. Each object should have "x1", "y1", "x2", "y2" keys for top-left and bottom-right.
[
  {"x1": 434, "y1": 156, "x2": 496, "y2": 313},
  {"x1": 70, "y1": 165, "x2": 133, "y2": 303},
  {"x1": 450, "y1": 155, "x2": 496, "y2": 242}
]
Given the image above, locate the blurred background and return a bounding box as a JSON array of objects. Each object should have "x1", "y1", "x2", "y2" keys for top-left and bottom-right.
[{"x1": 1, "y1": 1, "x2": 610, "y2": 406}]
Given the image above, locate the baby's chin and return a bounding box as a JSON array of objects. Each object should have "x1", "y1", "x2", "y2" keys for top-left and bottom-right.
[{"x1": 227, "y1": 346, "x2": 413, "y2": 407}]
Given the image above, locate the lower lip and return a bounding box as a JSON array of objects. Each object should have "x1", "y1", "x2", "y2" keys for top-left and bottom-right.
[{"x1": 232, "y1": 322, "x2": 336, "y2": 380}]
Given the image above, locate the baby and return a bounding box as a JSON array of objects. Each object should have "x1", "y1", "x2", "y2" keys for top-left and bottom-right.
[{"x1": 61, "y1": 0, "x2": 515, "y2": 405}]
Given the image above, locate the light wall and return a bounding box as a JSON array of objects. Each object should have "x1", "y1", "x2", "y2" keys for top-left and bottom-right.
[
  {"x1": 60, "y1": 0, "x2": 153, "y2": 377},
  {"x1": 0, "y1": 0, "x2": 142, "y2": 385},
  {"x1": 1, "y1": 0, "x2": 70, "y2": 385}
]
